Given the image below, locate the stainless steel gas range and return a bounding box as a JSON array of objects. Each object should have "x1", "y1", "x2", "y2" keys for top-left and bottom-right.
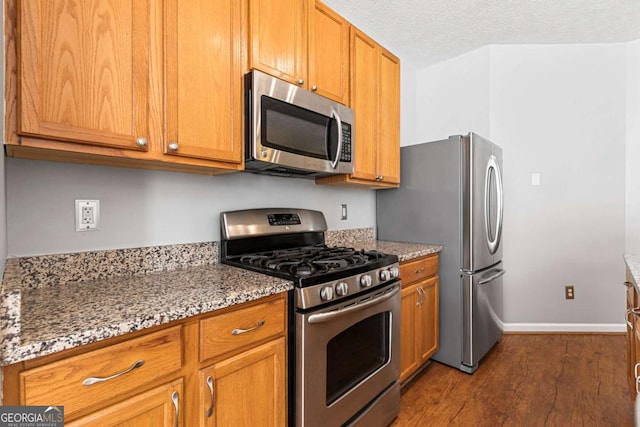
[{"x1": 220, "y1": 208, "x2": 401, "y2": 427}]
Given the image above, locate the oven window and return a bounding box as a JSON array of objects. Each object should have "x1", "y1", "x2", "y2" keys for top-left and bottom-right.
[{"x1": 326, "y1": 313, "x2": 390, "y2": 405}]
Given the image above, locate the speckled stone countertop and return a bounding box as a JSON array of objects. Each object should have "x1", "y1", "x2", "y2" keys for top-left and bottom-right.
[
  {"x1": 1, "y1": 260, "x2": 292, "y2": 366},
  {"x1": 625, "y1": 254, "x2": 640, "y2": 289},
  {"x1": 0, "y1": 229, "x2": 441, "y2": 366},
  {"x1": 359, "y1": 241, "x2": 442, "y2": 262}
]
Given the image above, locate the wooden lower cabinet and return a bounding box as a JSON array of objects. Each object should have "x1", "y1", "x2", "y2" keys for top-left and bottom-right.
[
  {"x1": 66, "y1": 380, "x2": 183, "y2": 427},
  {"x1": 399, "y1": 254, "x2": 439, "y2": 384},
  {"x1": 2, "y1": 293, "x2": 287, "y2": 426},
  {"x1": 198, "y1": 338, "x2": 286, "y2": 427}
]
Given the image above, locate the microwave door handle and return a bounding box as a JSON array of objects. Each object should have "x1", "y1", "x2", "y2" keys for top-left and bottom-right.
[{"x1": 330, "y1": 110, "x2": 343, "y2": 169}]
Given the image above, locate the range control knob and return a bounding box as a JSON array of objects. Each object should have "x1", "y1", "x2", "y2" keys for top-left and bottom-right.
[
  {"x1": 320, "y1": 286, "x2": 334, "y2": 301},
  {"x1": 335, "y1": 282, "x2": 349, "y2": 296},
  {"x1": 389, "y1": 266, "x2": 400, "y2": 279},
  {"x1": 360, "y1": 275, "x2": 372, "y2": 288},
  {"x1": 379, "y1": 269, "x2": 391, "y2": 281}
]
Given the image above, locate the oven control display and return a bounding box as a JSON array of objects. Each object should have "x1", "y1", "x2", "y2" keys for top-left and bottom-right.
[{"x1": 267, "y1": 213, "x2": 301, "y2": 226}]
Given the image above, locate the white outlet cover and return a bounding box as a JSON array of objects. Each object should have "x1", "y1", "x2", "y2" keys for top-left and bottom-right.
[
  {"x1": 531, "y1": 173, "x2": 541, "y2": 186},
  {"x1": 75, "y1": 200, "x2": 100, "y2": 231}
]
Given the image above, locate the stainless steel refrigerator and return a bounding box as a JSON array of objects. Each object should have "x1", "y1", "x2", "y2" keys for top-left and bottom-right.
[{"x1": 377, "y1": 132, "x2": 504, "y2": 373}]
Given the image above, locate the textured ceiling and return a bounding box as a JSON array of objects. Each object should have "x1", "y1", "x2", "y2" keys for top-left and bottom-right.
[{"x1": 322, "y1": 0, "x2": 640, "y2": 66}]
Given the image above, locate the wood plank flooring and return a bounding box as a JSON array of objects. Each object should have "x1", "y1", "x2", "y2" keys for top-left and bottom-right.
[{"x1": 393, "y1": 334, "x2": 634, "y2": 427}]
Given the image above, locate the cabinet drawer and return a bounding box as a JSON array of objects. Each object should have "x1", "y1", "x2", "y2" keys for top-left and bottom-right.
[
  {"x1": 200, "y1": 296, "x2": 286, "y2": 362},
  {"x1": 20, "y1": 326, "x2": 183, "y2": 419},
  {"x1": 400, "y1": 254, "x2": 438, "y2": 286}
]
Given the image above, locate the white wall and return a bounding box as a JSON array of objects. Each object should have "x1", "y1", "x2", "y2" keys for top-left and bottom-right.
[
  {"x1": 5, "y1": 159, "x2": 375, "y2": 256},
  {"x1": 490, "y1": 44, "x2": 626, "y2": 326},
  {"x1": 400, "y1": 60, "x2": 418, "y2": 146},
  {"x1": 626, "y1": 40, "x2": 640, "y2": 253},
  {"x1": 414, "y1": 47, "x2": 491, "y2": 144},
  {"x1": 413, "y1": 44, "x2": 626, "y2": 328}
]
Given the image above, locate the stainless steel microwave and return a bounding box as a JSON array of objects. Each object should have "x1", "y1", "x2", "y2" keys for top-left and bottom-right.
[{"x1": 244, "y1": 70, "x2": 354, "y2": 177}]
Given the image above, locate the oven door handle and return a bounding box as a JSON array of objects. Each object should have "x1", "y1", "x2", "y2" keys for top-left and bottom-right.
[{"x1": 307, "y1": 285, "x2": 399, "y2": 324}]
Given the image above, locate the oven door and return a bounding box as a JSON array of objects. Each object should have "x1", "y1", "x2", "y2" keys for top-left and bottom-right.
[{"x1": 296, "y1": 281, "x2": 401, "y2": 427}]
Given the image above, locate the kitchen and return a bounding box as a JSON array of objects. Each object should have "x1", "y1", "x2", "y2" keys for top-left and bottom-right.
[{"x1": 0, "y1": 0, "x2": 639, "y2": 425}]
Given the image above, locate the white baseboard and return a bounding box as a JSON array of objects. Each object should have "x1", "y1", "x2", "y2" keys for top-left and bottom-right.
[{"x1": 503, "y1": 323, "x2": 626, "y2": 333}]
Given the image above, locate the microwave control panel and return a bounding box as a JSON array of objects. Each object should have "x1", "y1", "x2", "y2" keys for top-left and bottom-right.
[{"x1": 340, "y1": 125, "x2": 352, "y2": 162}]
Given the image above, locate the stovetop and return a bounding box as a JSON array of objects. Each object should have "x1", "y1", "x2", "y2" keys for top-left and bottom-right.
[
  {"x1": 220, "y1": 208, "x2": 400, "y2": 308},
  {"x1": 224, "y1": 244, "x2": 398, "y2": 287}
]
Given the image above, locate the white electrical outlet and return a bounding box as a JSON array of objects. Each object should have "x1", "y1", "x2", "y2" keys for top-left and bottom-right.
[{"x1": 75, "y1": 200, "x2": 100, "y2": 231}]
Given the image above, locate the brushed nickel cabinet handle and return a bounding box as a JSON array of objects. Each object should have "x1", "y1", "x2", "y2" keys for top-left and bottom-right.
[
  {"x1": 136, "y1": 137, "x2": 148, "y2": 148},
  {"x1": 627, "y1": 308, "x2": 634, "y2": 329},
  {"x1": 311, "y1": 85, "x2": 317, "y2": 91},
  {"x1": 206, "y1": 375, "x2": 215, "y2": 417},
  {"x1": 171, "y1": 391, "x2": 179, "y2": 427},
  {"x1": 624, "y1": 281, "x2": 633, "y2": 287},
  {"x1": 168, "y1": 142, "x2": 179, "y2": 151},
  {"x1": 298, "y1": 79, "x2": 304, "y2": 85},
  {"x1": 415, "y1": 268, "x2": 425, "y2": 274},
  {"x1": 82, "y1": 360, "x2": 144, "y2": 386},
  {"x1": 232, "y1": 320, "x2": 265, "y2": 335}
]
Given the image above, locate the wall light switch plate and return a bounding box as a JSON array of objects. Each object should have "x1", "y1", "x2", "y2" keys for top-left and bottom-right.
[
  {"x1": 75, "y1": 200, "x2": 100, "y2": 231},
  {"x1": 531, "y1": 173, "x2": 541, "y2": 186},
  {"x1": 341, "y1": 204, "x2": 348, "y2": 220}
]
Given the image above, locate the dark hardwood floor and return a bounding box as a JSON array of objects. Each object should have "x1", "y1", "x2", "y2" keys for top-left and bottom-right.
[{"x1": 393, "y1": 334, "x2": 634, "y2": 427}]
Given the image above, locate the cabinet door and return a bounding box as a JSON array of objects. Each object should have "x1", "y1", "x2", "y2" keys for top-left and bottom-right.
[
  {"x1": 308, "y1": 1, "x2": 349, "y2": 104},
  {"x1": 199, "y1": 338, "x2": 286, "y2": 427},
  {"x1": 400, "y1": 284, "x2": 418, "y2": 383},
  {"x1": 377, "y1": 48, "x2": 400, "y2": 184},
  {"x1": 627, "y1": 280, "x2": 636, "y2": 398},
  {"x1": 349, "y1": 28, "x2": 379, "y2": 182},
  {"x1": 66, "y1": 380, "x2": 182, "y2": 427},
  {"x1": 249, "y1": 0, "x2": 307, "y2": 86},
  {"x1": 18, "y1": 0, "x2": 154, "y2": 151},
  {"x1": 164, "y1": 0, "x2": 243, "y2": 164},
  {"x1": 418, "y1": 277, "x2": 439, "y2": 363}
]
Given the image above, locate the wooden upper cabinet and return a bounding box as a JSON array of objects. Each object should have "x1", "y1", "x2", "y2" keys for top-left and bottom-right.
[
  {"x1": 349, "y1": 29, "x2": 379, "y2": 182},
  {"x1": 17, "y1": 0, "x2": 155, "y2": 151},
  {"x1": 308, "y1": 1, "x2": 349, "y2": 104},
  {"x1": 164, "y1": 0, "x2": 243, "y2": 164},
  {"x1": 377, "y1": 48, "x2": 401, "y2": 185},
  {"x1": 248, "y1": 0, "x2": 308, "y2": 86},
  {"x1": 316, "y1": 27, "x2": 401, "y2": 188},
  {"x1": 248, "y1": 0, "x2": 349, "y2": 104}
]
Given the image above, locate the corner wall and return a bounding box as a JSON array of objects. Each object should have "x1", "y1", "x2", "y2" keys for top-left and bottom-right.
[
  {"x1": 412, "y1": 43, "x2": 626, "y2": 329},
  {"x1": 490, "y1": 44, "x2": 626, "y2": 327},
  {"x1": 626, "y1": 40, "x2": 640, "y2": 253}
]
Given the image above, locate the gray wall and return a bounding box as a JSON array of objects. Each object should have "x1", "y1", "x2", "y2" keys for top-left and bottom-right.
[
  {"x1": 411, "y1": 43, "x2": 626, "y2": 330},
  {"x1": 6, "y1": 159, "x2": 375, "y2": 256}
]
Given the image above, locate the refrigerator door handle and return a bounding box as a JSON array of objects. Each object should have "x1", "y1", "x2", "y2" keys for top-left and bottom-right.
[
  {"x1": 484, "y1": 155, "x2": 503, "y2": 254},
  {"x1": 478, "y1": 268, "x2": 506, "y2": 285}
]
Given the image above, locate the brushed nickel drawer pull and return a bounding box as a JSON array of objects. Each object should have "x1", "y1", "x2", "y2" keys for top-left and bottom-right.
[
  {"x1": 82, "y1": 359, "x2": 145, "y2": 386},
  {"x1": 232, "y1": 320, "x2": 265, "y2": 335},
  {"x1": 206, "y1": 375, "x2": 215, "y2": 417},
  {"x1": 415, "y1": 268, "x2": 425, "y2": 274},
  {"x1": 624, "y1": 281, "x2": 633, "y2": 287},
  {"x1": 171, "y1": 391, "x2": 179, "y2": 427}
]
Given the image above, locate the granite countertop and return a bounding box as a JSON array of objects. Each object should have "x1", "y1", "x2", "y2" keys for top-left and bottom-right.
[
  {"x1": 1, "y1": 260, "x2": 292, "y2": 366},
  {"x1": 0, "y1": 232, "x2": 442, "y2": 366},
  {"x1": 360, "y1": 240, "x2": 442, "y2": 262},
  {"x1": 625, "y1": 254, "x2": 640, "y2": 287}
]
